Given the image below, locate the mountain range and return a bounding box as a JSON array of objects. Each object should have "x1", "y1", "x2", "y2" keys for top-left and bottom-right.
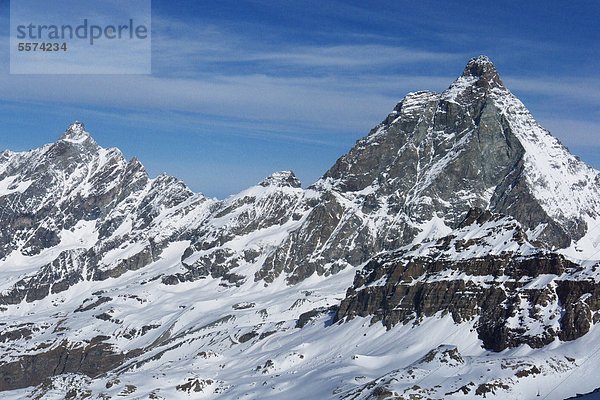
[{"x1": 0, "y1": 56, "x2": 599, "y2": 399}]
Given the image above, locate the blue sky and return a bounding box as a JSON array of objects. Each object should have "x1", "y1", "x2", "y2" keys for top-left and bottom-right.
[{"x1": 0, "y1": 1, "x2": 599, "y2": 198}]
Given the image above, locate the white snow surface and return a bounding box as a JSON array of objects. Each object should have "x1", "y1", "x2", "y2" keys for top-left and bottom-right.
[
  {"x1": 1, "y1": 243, "x2": 599, "y2": 399},
  {"x1": 490, "y1": 86, "x2": 600, "y2": 223}
]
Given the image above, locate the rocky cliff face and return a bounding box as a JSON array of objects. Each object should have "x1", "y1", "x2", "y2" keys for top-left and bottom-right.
[
  {"x1": 0, "y1": 57, "x2": 599, "y2": 399},
  {"x1": 0, "y1": 123, "x2": 215, "y2": 305},
  {"x1": 255, "y1": 56, "x2": 600, "y2": 284},
  {"x1": 335, "y1": 208, "x2": 599, "y2": 351}
]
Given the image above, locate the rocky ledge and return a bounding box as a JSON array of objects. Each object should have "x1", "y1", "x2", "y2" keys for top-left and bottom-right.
[{"x1": 336, "y1": 209, "x2": 600, "y2": 351}]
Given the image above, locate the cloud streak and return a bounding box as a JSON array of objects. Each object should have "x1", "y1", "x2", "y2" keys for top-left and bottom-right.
[
  {"x1": 506, "y1": 76, "x2": 600, "y2": 104},
  {"x1": 0, "y1": 3, "x2": 599, "y2": 196},
  {"x1": 0, "y1": 21, "x2": 461, "y2": 136}
]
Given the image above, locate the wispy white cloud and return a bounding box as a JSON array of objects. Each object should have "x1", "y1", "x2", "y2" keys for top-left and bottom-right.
[
  {"x1": 0, "y1": 17, "x2": 541, "y2": 148},
  {"x1": 536, "y1": 117, "x2": 600, "y2": 147},
  {"x1": 0, "y1": 28, "x2": 457, "y2": 135},
  {"x1": 0, "y1": 16, "x2": 464, "y2": 138},
  {"x1": 505, "y1": 76, "x2": 600, "y2": 104},
  {"x1": 154, "y1": 40, "x2": 462, "y2": 70},
  {"x1": 150, "y1": 16, "x2": 464, "y2": 75},
  {"x1": 1, "y1": 16, "x2": 598, "y2": 160}
]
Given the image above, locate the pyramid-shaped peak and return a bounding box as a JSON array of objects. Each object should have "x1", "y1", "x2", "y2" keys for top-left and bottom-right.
[
  {"x1": 60, "y1": 121, "x2": 92, "y2": 143},
  {"x1": 463, "y1": 55, "x2": 496, "y2": 76},
  {"x1": 461, "y1": 55, "x2": 503, "y2": 87},
  {"x1": 259, "y1": 171, "x2": 301, "y2": 188}
]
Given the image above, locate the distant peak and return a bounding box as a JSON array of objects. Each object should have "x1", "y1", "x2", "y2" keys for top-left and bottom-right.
[
  {"x1": 462, "y1": 55, "x2": 495, "y2": 76},
  {"x1": 461, "y1": 55, "x2": 503, "y2": 87},
  {"x1": 259, "y1": 171, "x2": 301, "y2": 188},
  {"x1": 60, "y1": 121, "x2": 92, "y2": 143}
]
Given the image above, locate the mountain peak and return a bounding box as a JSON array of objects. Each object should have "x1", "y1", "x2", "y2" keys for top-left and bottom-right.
[
  {"x1": 259, "y1": 171, "x2": 301, "y2": 188},
  {"x1": 60, "y1": 121, "x2": 92, "y2": 143},
  {"x1": 461, "y1": 55, "x2": 503, "y2": 87}
]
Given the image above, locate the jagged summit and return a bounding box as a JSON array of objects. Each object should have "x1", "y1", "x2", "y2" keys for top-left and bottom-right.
[
  {"x1": 462, "y1": 55, "x2": 496, "y2": 76},
  {"x1": 259, "y1": 171, "x2": 301, "y2": 188},
  {"x1": 319, "y1": 55, "x2": 600, "y2": 251},
  {"x1": 460, "y1": 55, "x2": 504, "y2": 88},
  {"x1": 60, "y1": 121, "x2": 92, "y2": 143}
]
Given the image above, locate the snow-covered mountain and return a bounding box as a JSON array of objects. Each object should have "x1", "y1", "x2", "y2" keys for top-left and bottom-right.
[{"x1": 1, "y1": 56, "x2": 599, "y2": 399}]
